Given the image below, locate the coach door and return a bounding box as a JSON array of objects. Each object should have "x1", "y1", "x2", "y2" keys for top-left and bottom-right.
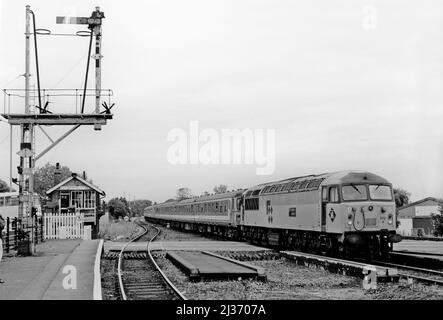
[
  {"x1": 322, "y1": 185, "x2": 340, "y2": 232},
  {"x1": 321, "y1": 187, "x2": 328, "y2": 232}
]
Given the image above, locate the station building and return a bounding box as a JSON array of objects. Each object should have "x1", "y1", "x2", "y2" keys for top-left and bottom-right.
[
  {"x1": 397, "y1": 197, "x2": 442, "y2": 236},
  {"x1": 44, "y1": 173, "x2": 105, "y2": 239}
]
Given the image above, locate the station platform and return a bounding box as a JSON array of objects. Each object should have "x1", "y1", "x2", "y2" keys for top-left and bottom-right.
[
  {"x1": 0, "y1": 239, "x2": 102, "y2": 300},
  {"x1": 394, "y1": 240, "x2": 443, "y2": 256},
  {"x1": 166, "y1": 251, "x2": 266, "y2": 281},
  {"x1": 105, "y1": 240, "x2": 271, "y2": 252}
]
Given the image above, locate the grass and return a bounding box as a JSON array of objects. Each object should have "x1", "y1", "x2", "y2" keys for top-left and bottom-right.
[{"x1": 98, "y1": 214, "x2": 140, "y2": 241}]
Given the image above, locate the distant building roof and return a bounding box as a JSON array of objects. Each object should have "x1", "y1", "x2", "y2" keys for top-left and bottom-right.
[
  {"x1": 399, "y1": 197, "x2": 443, "y2": 210},
  {"x1": 46, "y1": 173, "x2": 105, "y2": 196}
]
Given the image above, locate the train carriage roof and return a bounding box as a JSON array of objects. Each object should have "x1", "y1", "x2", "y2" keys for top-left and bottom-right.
[
  {"x1": 147, "y1": 189, "x2": 245, "y2": 208},
  {"x1": 244, "y1": 170, "x2": 391, "y2": 193},
  {"x1": 322, "y1": 170, "x2": 391, "y2": 185}
]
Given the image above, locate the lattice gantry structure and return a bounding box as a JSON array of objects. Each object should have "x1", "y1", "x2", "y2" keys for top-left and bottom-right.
[{"x1": 1, "y1": 6, "x2": 114, "y2": 254}]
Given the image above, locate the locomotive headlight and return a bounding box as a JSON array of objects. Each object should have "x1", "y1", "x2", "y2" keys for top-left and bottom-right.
[
  {"x1": 347, "y1": 212, "x2": 353, "y2": 225},
  {"x1": 388, "y1": 214, "x2": 393, "y2": 224}
]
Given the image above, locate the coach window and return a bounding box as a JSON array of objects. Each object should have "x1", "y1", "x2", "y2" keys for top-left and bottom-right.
[
  {"x1": 329, "y1": 186, "x2": 339, "y2": 203},
  {"x1": 0, "y1": 197, "x2": 4, "y2": 206}
]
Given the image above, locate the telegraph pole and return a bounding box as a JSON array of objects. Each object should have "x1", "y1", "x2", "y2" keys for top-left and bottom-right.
[
  {"x1": 93, "y1": 7, "x2": 103, "y2": 131},
  {"x1": 17, "y1": 5, "x2": 36, "y2": 254}
]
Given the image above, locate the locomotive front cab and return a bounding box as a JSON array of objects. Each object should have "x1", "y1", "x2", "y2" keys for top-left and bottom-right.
[{"x1": 321, "y1": 171, "x2": 402, "y2": 256}]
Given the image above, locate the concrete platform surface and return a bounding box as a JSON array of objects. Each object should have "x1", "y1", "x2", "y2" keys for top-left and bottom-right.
[
  {"x1": 394, "y1": 240, "x2": 443, "y2": 256},
  {"x1": 0, "y1": 239, "x2": 100, "y2": 300},
  {"x1": 167, "y1": 251, "x2": 262, "y2": 280},
  {"x1": 105, "y1": 240, "x2": 270, "y2": 252}
]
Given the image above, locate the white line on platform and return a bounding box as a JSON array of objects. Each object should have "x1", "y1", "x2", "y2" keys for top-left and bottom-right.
[{"x1": 93, "y1": 239, "x2": 104, "y2": 300}]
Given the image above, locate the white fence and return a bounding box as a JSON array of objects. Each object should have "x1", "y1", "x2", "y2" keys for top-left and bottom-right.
[{"x1": 44, "y1": 212, "x2": 84, "y2": 239}]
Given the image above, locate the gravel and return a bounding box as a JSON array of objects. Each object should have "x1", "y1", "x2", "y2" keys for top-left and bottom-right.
[
  {"x1": 150, "y1": 223, "x2": 214, "y2": 242},
  {"x1": 365, "y1": 282, "x2": 443, "y2": 300},
  {"x1": 154, "y1": 253, "x2": 443, "y2": 300},
  {"x1": 100, "y1": 259, "x2": 119, "y2": 300}
]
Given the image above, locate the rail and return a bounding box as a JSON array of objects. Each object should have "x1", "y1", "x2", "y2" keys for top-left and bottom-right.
[
  {"x1": 371, "y1": 260, "x2": 443, "y2": 286},
  {"x1": 147, "y1": 225, "x2": 187, "y2": 300},
  {"x1": 117, "y1": 222, "x2": 148, "y2": 300},
  {"x1": 117, "y1": 220, "x2": 186, "y2": 300}
]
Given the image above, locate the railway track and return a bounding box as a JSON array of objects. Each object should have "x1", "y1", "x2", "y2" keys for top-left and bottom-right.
[
  {"x1": 372, "y1": 260, "x2": 443, "y2": 286},
  {"x1": 117, "y1": 221, "x2": 186, "y2": 300},
  {"x1": 282, "y1": 249, "x2": 443, "y2": 287}
]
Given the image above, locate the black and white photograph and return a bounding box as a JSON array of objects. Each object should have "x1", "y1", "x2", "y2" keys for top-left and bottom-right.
[{"x1": 0, "y1": 0, "x2": 442, "y2": 312}]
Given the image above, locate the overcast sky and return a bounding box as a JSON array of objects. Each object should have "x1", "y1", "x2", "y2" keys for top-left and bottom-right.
[{"x1": 0, "y1": 0, "x2": 442, "y2": 202}]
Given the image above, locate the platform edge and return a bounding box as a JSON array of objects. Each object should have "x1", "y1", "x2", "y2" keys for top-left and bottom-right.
[{"x1": 93, "y1": 239, "x2": 104, "y2": 300}]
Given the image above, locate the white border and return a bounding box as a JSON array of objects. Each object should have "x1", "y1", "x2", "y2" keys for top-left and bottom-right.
[{"x1": 93, "y1": 239, "x2": 104, "y2": 300}]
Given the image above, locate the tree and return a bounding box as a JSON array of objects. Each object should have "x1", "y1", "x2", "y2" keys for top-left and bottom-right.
[
  {"x1": 0, "y1": 178, "x2": 12, "y2": 193},
  {"x1": 393, "y1": 188, "x2": 411, "y2": 228},
  {"x1": 213, "y1": 184, "x2": 228, "y2": 194},
  {"x1": 393, "y1": 188, "x2": 410, "y2": 208},
  {"x1": 34, "y1": 163, "x2": 72, "y2": 197},
  {"x1": 108, "y1": 197, "x2": 130, "y2": 219},
  {"x1": 432, "y1": 206, "x2": 443, "y2": 237},
  {"x1": 130, "y1": 199, "x2": 153, "y2": 216},
  {"x1": 176, "y1": 187, "x2": 193, "y2": 200}
]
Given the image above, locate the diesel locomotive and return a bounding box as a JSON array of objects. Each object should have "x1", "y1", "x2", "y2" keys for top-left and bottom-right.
[{"x1": 144, "y1": 170, "x2": 402, "y2": 258}]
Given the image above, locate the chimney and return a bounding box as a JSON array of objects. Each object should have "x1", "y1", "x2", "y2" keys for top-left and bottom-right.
[
  {"x1": 54, "y1": 162, "x2": 61, "y2": 185},
  {"x1": 83, "y1": 171, "x2": 87, "y2": 180}
]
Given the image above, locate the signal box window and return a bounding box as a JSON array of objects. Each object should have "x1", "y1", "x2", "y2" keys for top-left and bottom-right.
[
  {"x1": 61, "y1": 194, "x2": 70, "y2": 208},
  {"x1": 71, "y1": 191, "x2": 83, "y2": 208}
]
